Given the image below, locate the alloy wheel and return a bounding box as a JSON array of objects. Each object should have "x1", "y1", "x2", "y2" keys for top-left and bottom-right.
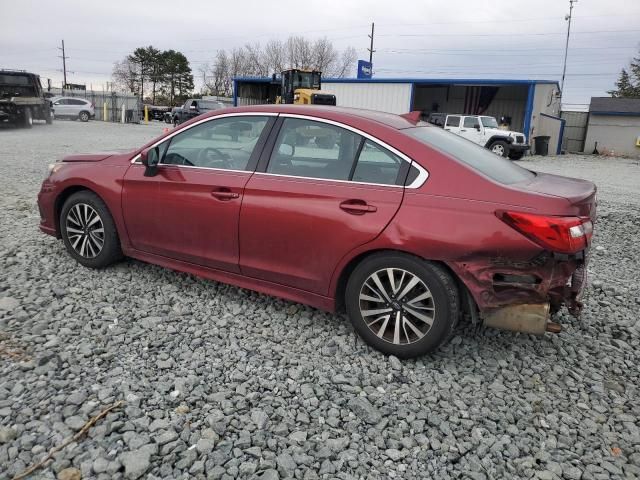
[
  {"x1": 65, "y1": 203, "x2": 105, "y2": 258},
  {"x1": 359, "y1": 268, "x2": 436, "y2": 345},
  {"x1": 492, "y1": 144, "x2": 505, "y2": 155}
]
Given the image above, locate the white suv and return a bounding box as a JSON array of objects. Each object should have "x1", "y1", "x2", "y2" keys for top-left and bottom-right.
[
  {"x1": 428, "y1": 114, "x2": 529, "y2": 160},
  {"x1": 51, "y1": 97, "x2": 95, "y2": 122}
]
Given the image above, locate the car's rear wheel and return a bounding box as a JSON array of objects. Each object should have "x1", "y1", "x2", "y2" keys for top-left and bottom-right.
[
  {"x1": 489, "y1": 141, "x2": 508, "y2": 157},
  {"x1": 79, "y1": 111, "x2": 90, "y2": 122},
  {"x1": 508, "y1": 151, "x2": 525, "y2": 160},
  {"x1": 173, "y1": 117, "x2": 179, "y2": 127},
  {"x1": 60, "y1": 191, "x2": 122, "y2": 268},
  {"x1": 345, "y1": 253, "x2": 460, "y2": 358},
  {"x1": 23, "y1": 108, "x2": 33, "y2": 129}
]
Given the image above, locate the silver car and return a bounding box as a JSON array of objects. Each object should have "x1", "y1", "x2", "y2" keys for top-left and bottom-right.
[{"x1": 51, "y1": 97, "x2": 95, "y2": 122}]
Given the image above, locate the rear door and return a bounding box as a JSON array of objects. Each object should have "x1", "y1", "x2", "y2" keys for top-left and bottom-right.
[
  {"x1": 238, "y1": 116, "x2": 407, "y2": 295},
  {"x1": 444, "y1": 115, "x2": 461, "y2": 133},
  {"x1": 122, "y1": 114, "x2": 275, "y2": 272}
]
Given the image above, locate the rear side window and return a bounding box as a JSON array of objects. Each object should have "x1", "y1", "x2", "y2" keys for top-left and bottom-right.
[
  {"x1": 69, "y1": 99, "x2": 87, "y2": 105},
  {"x1": 267, "y1": 118, "x2": 360, "y2": 181},
  {"x1": 404, "y1": 126, "x2": 534, "y2": 185},
  {"x1": 352, "y1": 140, "x2": 403, "y2": 185},
  {"x1": 445, "y1": 115, "x2": 460, "y2": 127}
]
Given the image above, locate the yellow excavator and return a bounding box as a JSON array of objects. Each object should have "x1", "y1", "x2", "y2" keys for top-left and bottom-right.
[{"x1": 276, "y1": 69, "x2": 336, "y2": 106}]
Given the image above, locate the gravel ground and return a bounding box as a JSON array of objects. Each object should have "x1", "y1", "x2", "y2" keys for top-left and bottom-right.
[{"x1": 1, "y1": 121, "x2": 639, "y2": 480}]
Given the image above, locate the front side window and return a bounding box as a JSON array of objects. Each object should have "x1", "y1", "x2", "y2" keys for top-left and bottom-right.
[
  {"x1": 267, "y1": 118, "x2": 361, "y2": 180},
  {"x1": 162, "y1": 116, "x2": 270, "y2": 170},
  {"x1": 481, "y1": 117, "x2": 499, "y2": 129},
  {"x1": 463, "y1": 117, "x2": 480, "y2": 128}
]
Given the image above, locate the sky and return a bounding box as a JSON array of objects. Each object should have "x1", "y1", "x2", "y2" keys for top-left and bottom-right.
[{"x1": 1, "y1": 0, "x2": 639, "y2": 108}]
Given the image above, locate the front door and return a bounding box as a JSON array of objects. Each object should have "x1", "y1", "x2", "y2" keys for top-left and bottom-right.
[
  {"x1": 239, "y1": 117, "x2": 406, "y2": 295},
  {"x1": 459, "y1": 116, "x2": 485, "y2": 145},
  {"x1": 122, "y1": 114, "x2": 275, "y2": 272}
]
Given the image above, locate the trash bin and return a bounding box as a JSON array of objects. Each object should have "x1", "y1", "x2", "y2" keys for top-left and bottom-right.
[{"x1": 534, "y1": 135, "x2": 550, "y2": 156}]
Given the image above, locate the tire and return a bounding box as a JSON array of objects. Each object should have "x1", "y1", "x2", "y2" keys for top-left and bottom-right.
[
  {"x1": 173, "y1": 117, "x2": 180, "y2": 127},
  {"x1": 508, "y1": 151, "x2": 525, "y2": 161},
  {"x1": 46, "y1": 109, "x2": 53, "y2": 124},
  {"x1": 79, "y1": 111, "x2": 90, "y2": 122},
  {"x1": 489, "y1": 141, "x2": 509, "y2": 157},
  {"x1": 60, "y1": 191, "x2": 122, "y2": 269},
  {"x1": 345, "y1": 253, "x2": 460, "y2": 358},
  {"x1": 23, "y1": 108, "x2": 33, "y2": 129}
]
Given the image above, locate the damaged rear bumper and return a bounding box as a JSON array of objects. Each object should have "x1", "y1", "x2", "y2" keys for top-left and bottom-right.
[{"x1": 449, "y1": 251, "x2": 588, "y2": 334}]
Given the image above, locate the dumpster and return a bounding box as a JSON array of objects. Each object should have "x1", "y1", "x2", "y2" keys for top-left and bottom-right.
[{"x1": 534, "y1": 135, "x2": 550, "y2": 156}]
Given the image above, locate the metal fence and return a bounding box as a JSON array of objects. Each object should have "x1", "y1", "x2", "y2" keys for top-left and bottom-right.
[
  {"x1": 560, "y1": 111, "x2": 589, "y2": 153},
  {"x1": 48, "y1": 88, "x2": 142, "y2": 122}
]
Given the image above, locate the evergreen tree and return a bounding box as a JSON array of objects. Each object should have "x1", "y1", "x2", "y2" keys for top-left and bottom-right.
[{"x1": 608, "y1": 52, "x2": 640, "y2": 98}]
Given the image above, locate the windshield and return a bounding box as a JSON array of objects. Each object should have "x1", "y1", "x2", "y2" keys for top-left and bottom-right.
[
  {"x1": 292, "y1": 71, "x2": 320, "y2": 89},
  {"x1": 404, "y1": 126, "x2": 534, "y2": 185},
  {"x1": 481, "y1": 116, "x2": 499, "y2": 129}
]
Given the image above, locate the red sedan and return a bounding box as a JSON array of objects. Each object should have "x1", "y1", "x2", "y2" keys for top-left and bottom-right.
[{"x1": 37, "y1": 105, "x2": 596, "y2": 358}]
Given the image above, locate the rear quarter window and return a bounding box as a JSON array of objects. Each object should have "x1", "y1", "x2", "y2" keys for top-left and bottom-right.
[{"x1": 404, "y1": 126, "x2": 534, "y2": 185}]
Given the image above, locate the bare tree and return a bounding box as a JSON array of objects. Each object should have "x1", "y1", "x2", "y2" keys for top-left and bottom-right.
[
  {"x1": 200, "y1": 36, "x2": 358, "y2": 97},
  {"x1": 311, "y1": 37, "x2": 338, "y2": 74},
  {"x1": 286, "y1": 36, "x2": 313, "y2": 69},
  {"x1": 112, "y1": 58, "x2": 138, "y2": 94},
  {"x1": 264, "y1": 39, "x2": 286, "y2": 74},
  {"x1": 330, "y1": 46, "x2": 357, "y2": 78}
]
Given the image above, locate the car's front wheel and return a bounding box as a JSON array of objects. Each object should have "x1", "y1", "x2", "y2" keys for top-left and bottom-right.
[
  {"x1": 60, "y1": 191, "x2": 122, "y2": 268},
  {"x1": 345, "y1": 253, "x2": 460, "y2": 358},
  {"x1": 489, "y1": 141, "x2": 509, "y2": 157}
]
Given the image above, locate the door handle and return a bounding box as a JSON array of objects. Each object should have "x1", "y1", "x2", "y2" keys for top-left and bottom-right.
[
  {"x1": 211, "y1": 189, "x2": 239, "y2": 200},
  {"x1": 340, "y1": 200, "x2": 377, "y2": 215},
  {"x1": 460, "y1": 129, "x2": 467, "y2": 132}
]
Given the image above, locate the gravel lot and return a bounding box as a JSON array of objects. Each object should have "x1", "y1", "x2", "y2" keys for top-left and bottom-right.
[{"x1": 1, "y1": 120, "x2": 639, "y2": 480}]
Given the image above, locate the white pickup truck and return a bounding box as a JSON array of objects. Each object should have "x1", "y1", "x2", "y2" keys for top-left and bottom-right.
[{"x1": 427, "y1": 114, "x2": 529, "y2": 160}]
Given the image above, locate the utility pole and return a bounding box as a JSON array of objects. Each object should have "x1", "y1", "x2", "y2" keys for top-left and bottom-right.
[
  {"x1": 367, "y1": 22, "x2": 375, "y2": 65},
  {"x1": 58, "y1": 40, "x2": 68, "y2": 88},
  {"x1": 560, "y1": 0, "x2": 577, "y2": 107}
]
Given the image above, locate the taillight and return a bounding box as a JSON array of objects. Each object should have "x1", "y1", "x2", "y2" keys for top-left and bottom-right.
[{"x1": 498, "y1": 211, "x2": 593, "y2": 254}]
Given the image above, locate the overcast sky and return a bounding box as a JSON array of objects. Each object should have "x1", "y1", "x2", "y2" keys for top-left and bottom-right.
[{"x1": 1, "y1": 0, "x2": 638, "y2": 108}]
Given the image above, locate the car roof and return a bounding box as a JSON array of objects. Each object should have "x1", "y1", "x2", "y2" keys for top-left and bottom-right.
[
  {"x1": 52, "y1": 96, "x2": 89, "y2": 101},
  {"x1": 214, "y1": 104, "x2": 420, "y2": 130}
]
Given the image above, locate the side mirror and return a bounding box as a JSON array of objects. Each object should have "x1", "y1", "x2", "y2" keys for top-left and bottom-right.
[
  {"x1": 141, "y1": 146, "x2": 160, "y2": 177},
  {"x1": 474, "y1": 124, "x2": 481, "y2": 131},
  {"x1": 278, "y1": 143, "x2": 295, "y2": 157}
]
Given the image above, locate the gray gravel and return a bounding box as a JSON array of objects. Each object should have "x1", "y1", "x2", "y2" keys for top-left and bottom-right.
[{"x1": 1, "y1": 121, "x2": 639, "y2": 480}]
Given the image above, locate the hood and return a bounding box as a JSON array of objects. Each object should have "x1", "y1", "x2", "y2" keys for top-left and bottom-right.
[
  {"x1": 485, "y1": 128, "x2": 524, "y2": 139},
  {"x1": 62, "y1": 152, "x2": 117, "y2": 162}
]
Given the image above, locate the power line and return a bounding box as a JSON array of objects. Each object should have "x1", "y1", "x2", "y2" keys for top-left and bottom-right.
[{"x1": 378, "y1": 28, "x2": 640, "y2": 38}]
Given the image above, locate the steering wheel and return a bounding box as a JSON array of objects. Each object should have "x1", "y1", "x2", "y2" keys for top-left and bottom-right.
[{"x1": 198, "y1": 147, "x2": 232, "y2": 168}]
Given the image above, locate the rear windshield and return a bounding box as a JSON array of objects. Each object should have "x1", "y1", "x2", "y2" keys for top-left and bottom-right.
[
  {"x1": 404, "y1": 126, "x2": 534, "y2": 185},
  {"x1": 0, "y1": 74, "x2": 31, "y2": 86}
]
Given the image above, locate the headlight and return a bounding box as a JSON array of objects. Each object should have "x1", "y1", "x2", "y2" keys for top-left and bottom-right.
[{"x1": 46, "y1": 162, "x2": 65, "y2": 178}]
